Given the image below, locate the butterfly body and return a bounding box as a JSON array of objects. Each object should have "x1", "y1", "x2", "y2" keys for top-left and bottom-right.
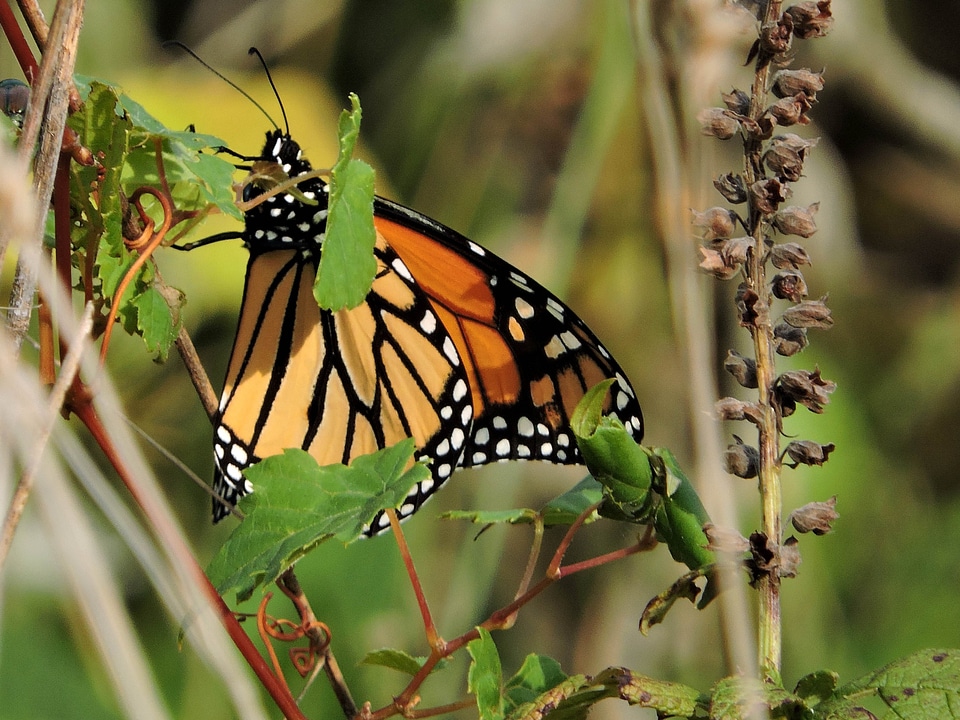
[{"x1": 213, "y1": 129, "x2": 643, "y2": 533}]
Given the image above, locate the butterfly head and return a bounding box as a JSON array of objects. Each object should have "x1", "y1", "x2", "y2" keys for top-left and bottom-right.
[{"x1": 241, "y1": 129, "x2": 329, "y2": 256}]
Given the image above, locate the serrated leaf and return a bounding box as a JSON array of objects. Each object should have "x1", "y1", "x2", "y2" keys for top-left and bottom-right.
[
  {"x1": 823, "y1": 649, "x2": 960, "y2": 720},
  {"x1": 315, "y1": 93, "x2": 376, "y2": 311},
  {"x1": 522, "y1": 667, "x2": 703, "y2": 720},
  {"x1": 710, "y1": 675, "x2": 806, "y2": 720},
  {"x1": 794, "y1": 669, "x2": 839, "y2": 704},
  {"x1": 207, "y1": 440, "x2": 428, "y2": 602},
  {"x1": 504, "y1": 655, "x2": 568, "y2": 711},
  {"x1": 131, "y1": 284, "x2": 183, "y2": 360},
  {"x1": 360, "y1": 649, "x2": 448, "y2": 676},
  {"x1": 468, "y1": 628, "x2": 504, "y2": 720}
]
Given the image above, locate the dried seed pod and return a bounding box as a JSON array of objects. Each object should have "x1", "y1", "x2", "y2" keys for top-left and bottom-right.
[
  {"x1": 747, "y1": 531, "x2": 776, "y2": 585},
  {"x1": 764, "y1": 144, "x2": 805, "y2": 182},
  {"x1": 770, "y1": 241, "x2": 811, "y2": 269},
  {"x1": 782, "y1": 297, "x2": 833, "y2": 328},
  {"x1": 779, "y1": 537, "x2": 801, "y2": 578},
  {"x1": 724, "y1": 436, "x2": 759, "y2": 478},
  {"x1": 698, "y1": 245, "x2": 740, "y2": 280},
  {"x1": 716, "y1": 397, "x2": 763, "y2": 425},
  {"x1": 714, "y1": 173, "x2": 747, "y2": 204},
  {"x1": 772, "y1": 270, "x2": 808, "y2": 302},
  {"x1": 704, "y1": 523, "x2": 750, "y2": 554},
  {"x1": 777, "y1": 368, "x2": 837, "y2": 413},
  {"x1": 724, "y1": 349, "x2": 758, "y2": 388},
  {"x1": 740, "y1": 113, "x2": 777, "y2": 141},
  {"x1": 692, "y1": 206, "x2": 737, "y2": 240},
  {"x1": 789, "y1": 496, "x2": 839, "y2": 535},
  {"x1": 773, "y1": 322, "x2": 809, "y2": 356},
  {"x1": 697, "y1": 107, "x2": 740, "y2": 139},
  {"x1": 785, "y1": 0, "x2": 834, "y2": 39},
  {"x1": 760, "y1": 13, "x2": 793, "y2": 56},
  {"x1": 765, "y1": 93, "x2": 815, "y2": 127},
  {"x1": 722, "y1": 88, "x2": 751, "y2": 115},
  {"x1": 772, "y1": 68, "x2": 825, "y2": 99},
  {"x1": 773, "y1": 202, "x2": 819, "y2": 237},
  {"x1": 784, "y1": 440, "x2": 836, "y2": 467},
  {"x1": 750, "y1": 178, "x2": 791, "y2": 215},
  {"x1": 717, "y1": 236, "x2": 755, "y2": 264},
  {"x1": 735, "y1": 284, "x2": 762, "y2": 327}
]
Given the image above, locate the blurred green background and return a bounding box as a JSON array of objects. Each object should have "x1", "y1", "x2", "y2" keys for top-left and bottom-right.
[{"x1": 3, "y1": 0, "x2": 960, "y2": 718}]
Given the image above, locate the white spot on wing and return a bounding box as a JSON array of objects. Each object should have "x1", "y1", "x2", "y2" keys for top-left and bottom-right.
[
  {"x1": 515, "y1": 297, "x2": 535, "y2": 319},
  {"x1": 420, "y1": 311, "x2": 437, "y2": 334},
  {"x1": 392, "y1": 257, "x2": 414, "y2": 282},
  {"x1": 518, "y1": 417, "x2": 535, "y2": 437},
  {"x1": 443, "y1": 337, "x2": 460, "y2": 366}
]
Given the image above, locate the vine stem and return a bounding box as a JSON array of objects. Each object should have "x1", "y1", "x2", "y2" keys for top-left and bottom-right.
[{"x1": 746, "y1": 0, "x2": 785, "y2": 680}]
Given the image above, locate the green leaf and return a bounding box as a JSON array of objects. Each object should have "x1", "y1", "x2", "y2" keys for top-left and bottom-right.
[
  {"x1": 821, "y1": 649, "x2": 960, "y2": 720},
  {"x1": 468, "y1": 628, "x2": 504, "y2": 720},
  {"x1": 541, "y1": 477, "x2": 604, "y2": 526},
  {"x1": 650, "y1": 448, "x2": 717, "y2": 606},
  {"x1": 710, "y1": 675, "x2": 805, "y2": 720},
  {"x1": 639, "y1": 567, "x2": 711, "y2": 635},
  {"x1": 131, "y1": 284, "x2": 183, "y2": 361},
  {"x1": 794, "y1": 669, "x2": 839, "y2": 705},
  {"x1": 207, "y1": 440, "x2": 429, "y2": 602},
  {"x1": 515, "y1": 667, "x2": 703, "y2": 720},
  {"x1": 360, "y1": 649, "x2": 447, "y2": 676},
  {"x1": 504, "y1": 655, "x2": 569, "y2": 711},
  {"x1": 68, "y1": 78, "x2": 236, "y2": 360},
  {"x1": 315, "y1": 93, "x2": 376, "y2": 311},
  {"x1": 571, "y1": 380, "x2": 654, "y2": 509},
  {"x1": 440, "y1": 508, "x2": 539, "y2": 525}
]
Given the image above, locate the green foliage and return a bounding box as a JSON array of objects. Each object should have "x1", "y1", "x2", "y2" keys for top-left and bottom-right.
[
  {"x1": 821, "y1": 649, "x2": 960, "y2": 719},
  {"x1": 360, "y1": 648, "x2": 447, "y2": 676},
  {"x1": 314, "y1": 92, "x2": 377, "y2": 311},
  {"x1": 206, "y1": 440, "x2": 429, "y2": 602},
  {"x1": 68, "y1": 78, "x2": 236, "y2": 359},
  {"x1": 571, "y1": 382, "x2": 717, "y2": 604},
  {"x1": 468, "y1": 629, "x2": 505, "y2": 720}
]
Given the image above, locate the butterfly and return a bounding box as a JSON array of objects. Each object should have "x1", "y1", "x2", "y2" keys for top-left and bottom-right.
[{"x1": 211, "y1": 128, "x2": 644, "y2": 534}]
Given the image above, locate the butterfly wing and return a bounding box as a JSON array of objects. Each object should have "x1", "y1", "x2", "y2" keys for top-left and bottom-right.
[
  {"x1": 213, "y1": 237, "x2": 473, "y2": 529},
  {"x1": 373, "y1": 198, "x2": 644, "y2": 471},
  {"x1": 212, "y1": 129, "x2": 643, "y2": 532}
]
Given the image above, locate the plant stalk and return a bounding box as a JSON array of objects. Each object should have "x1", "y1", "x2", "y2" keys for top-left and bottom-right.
[{"x1": 747, "y1": 0, "x2": 785, "y2": 679}]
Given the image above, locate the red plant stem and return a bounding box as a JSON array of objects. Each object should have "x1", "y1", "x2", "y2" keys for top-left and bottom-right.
[
  {"x1": 54, "y1": 152, "x2": 73, "y2": 360},
  {"x1": 388, "y1": 508, "x2": 443, "y2": 652},
  {"x1": 72, "y1": 400, "x2": 308, "y2": 720},
  {"x1": 0, "y1": 1, "x2": 40, "y2": 81},
  {"x1": 380, "y1": 521, "x2": 654, "y2": 720}
]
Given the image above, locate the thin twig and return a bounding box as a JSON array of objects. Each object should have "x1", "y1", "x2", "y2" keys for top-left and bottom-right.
[
  {"x1": 387, "y1": 508, "x2": 443, "y2": 651},
  {"x1": 4, "y1": 0, "x2": 84, "y2": 355},
  {"x1": 277, "y1": 568, "x2": 358, "y2": 718}
]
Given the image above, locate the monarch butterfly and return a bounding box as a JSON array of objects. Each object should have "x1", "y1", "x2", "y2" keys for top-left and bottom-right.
[{"x1": 211, "y1": 128, "x2": 644, "y2": 534}]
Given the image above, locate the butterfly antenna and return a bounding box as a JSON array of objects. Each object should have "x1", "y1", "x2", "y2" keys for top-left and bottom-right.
[
  {"x1": 247, "y1": 47, "x2": 290, "y2": 136},
  {"x1": 162, "y1": 41, "x2": 279, "y2": 131}
]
